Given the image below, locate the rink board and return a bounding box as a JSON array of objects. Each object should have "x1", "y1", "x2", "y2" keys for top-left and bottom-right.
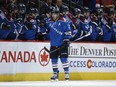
[
  {"x1": 0, "y1": 41, "x2": 116, "y2": 81},
  {"x1": 0, "y1": 72, "x2": 116, "y2": 81}
]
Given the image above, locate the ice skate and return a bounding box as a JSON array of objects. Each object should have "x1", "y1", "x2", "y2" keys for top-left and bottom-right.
[
  {"x1": 65, "y1": 74, "x2": 69, "y2": 81},
  {"x1": 51, "y1": 71, "x2": 59, "y2": 82}
]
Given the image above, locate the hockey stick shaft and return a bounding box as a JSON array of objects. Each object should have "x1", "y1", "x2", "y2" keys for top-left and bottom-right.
[
  {"x1": 44, "y1": 46, "x2": 64, "y2": 54},
  {"x1": 73, "y1": 33, "x2": 90, "y2": 41},
  {"x1": 73, "y1": 30, "x2": 91, "y2": 42},
  {"x1": 44, "y1": 32, "x2": 91, "y2": 54}
]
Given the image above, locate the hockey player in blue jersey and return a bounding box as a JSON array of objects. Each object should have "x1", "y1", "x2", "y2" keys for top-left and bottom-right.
[
  {"x1": 101, "y1": 14, "x2": 112, "y2": 42},
  {"x1": 20, "y1": 8, "x2": 39, "y2": 40},
  {"x1": 111, "y1": 24, "x2": 116, "y2": 42},
  {"x1": 60, "y1": 6, "x2": 72, "y2": 25},
  {"x1": 41, "y1": 7, "x2": 71, "y2": 81},
  {"x1": 38, "y1": 6, "x2": 55, "y2": 40},
  {"x1": 15, "y1": 3, "x2": 26, "y2": 40},
  {"x1": 79, "y1": 15, "x2": 92, "y2": 41},
  {"x1": 0, "y1": 4, "x2": 17, "y2": 40},
  {"x1": 0, "y1": 17, "x2": 14, "y2": 39},
  {"x1": 70, "y1": 8, "x2": 83, "y2": 41},
  {"x1": 83, "y1": 7, "x2": 91, "y2": 23},
  {"x1": 60, "y1": 6, "x2": 77, "y2": 37},
  {"x1": 107, "y1": 8, "x2": 116, "y2": 42},
  {"x1": 89, "y1": 14, "x2": 99, "y2": 41}
]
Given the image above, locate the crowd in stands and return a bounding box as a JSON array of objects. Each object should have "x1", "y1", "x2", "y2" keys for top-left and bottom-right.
[{"x1": 0, "y1": 0, "x2": 115, "y2": 42}]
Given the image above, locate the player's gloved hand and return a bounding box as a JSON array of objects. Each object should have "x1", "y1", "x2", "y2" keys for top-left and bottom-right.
[
  {"x1": 63, "y1": 39, "x2": 70, "y2": 48},
  {"x1": 106, "y1": 25, "x2": 111, "y2": 32},
  {"x1": 16, "y1": 18, "x2": 23, "y2": 24},
  {"x1": 38, "y1": 19, "x2": 46, "y2": 28},
  {"x1": 2, "y1": 24, "x2": 11, "y2": 30},
  {"x1": 26, "y1": 23, "x2": 32, "y2": 29}
]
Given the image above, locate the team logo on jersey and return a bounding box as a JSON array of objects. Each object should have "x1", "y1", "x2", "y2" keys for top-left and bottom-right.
[
  {"x1": 58, "y1": 22, "x2": 61, "y2": 26},
  {"x1": 38, "y1": 48, "x2": 50, "y2": 66}
]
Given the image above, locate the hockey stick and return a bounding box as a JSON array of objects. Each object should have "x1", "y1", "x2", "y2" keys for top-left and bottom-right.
[
  {"x1": 44, "y1": 46, "x2": 65, "y2": 54},
  {"x1": 44, "y1": 31, "x2": 91, "y2": 54},
  {"x1": 73, "y1": 30, "x2": 91, "y2": 41}
]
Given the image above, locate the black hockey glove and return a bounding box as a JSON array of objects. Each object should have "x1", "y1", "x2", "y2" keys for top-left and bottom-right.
[
  {"x1": 38, "y1": 19, "x2": 46, "y2": 28},
  {"x1": 106, "y1": 25, "x2": 111, "y2": 32},
  {"x1": 2, "y1": 24, "x2": 11, "y2": 30},
  {"x1": 16, "y1": 18, "x2": 23, "y2": 24},
  {"x1": 26, "y1": 23, "x2": 32, "y2": 29},
  {"x1": 63, "y1": 39, "x2": 70, "y2": 48}
]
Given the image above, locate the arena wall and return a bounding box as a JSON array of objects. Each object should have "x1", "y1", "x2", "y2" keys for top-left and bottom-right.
[{"x1": 0, "y1": 41, "x2": 116, "y2": 81}]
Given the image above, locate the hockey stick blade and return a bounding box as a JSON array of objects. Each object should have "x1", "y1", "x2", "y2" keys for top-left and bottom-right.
[{"x1": 44, "y1": 47, "x2": 50, "y2": 53}]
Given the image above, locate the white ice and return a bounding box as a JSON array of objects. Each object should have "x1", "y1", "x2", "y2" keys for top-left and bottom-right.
[{"x1": 0, "y1": 80, "x2": 116, "y2": 87}]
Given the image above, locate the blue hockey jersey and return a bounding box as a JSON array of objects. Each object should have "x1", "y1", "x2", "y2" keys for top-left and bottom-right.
[
  {"x1": 111, "y1": 24, "x2": 116, "y2": 41},
  {"x1": 89, "y1": 22, "x2": 98, "y2": 41},
  {"x1": 20, "y1": 19, "x2": 38, "y2": 40},
  {"x1": 79, "y1": 21, "x2": 92, "y2": 41},
  {"x1": 70, "y1": 19, "x2": 82, "y2": 41},
  {"x1": 102, "y1": 25, "x2": 112, "y2": 42},
  {"x1": 41, "y1": 19, "x2": 72, "y2": 46},
  {"x1": 80, "y1": 21, "x2": 90, "y2": 33},
  {"x1": 0, "y1": 17, "x2": 16, "y2": 40}
]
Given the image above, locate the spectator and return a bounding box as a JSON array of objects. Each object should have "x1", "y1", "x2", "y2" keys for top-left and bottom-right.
[
  {"x1": 83, "y1": 0, "x2": 96, "y2": 13},
  {"x1": 40, "y1": 0, "x2": 53, "y2": 16},
  {"x1": 27, "y1": 0, "x2": 39, "y2": 8},
  {"x1": 88, "y1": 0, "x2": 96, "y2": 13},
  {"x1": 26, "y1": 0, "x2": 39, "y2": 15},
  {"x1": 113, "y1": 0, "x2": 116, "y2": 10},
  {"x1": 72, "y1": 0, "x2": 83, "y2": 6},
  {"x1": 96, "y1": 0, "x2": 114, "y2": 12},
  {"x1": 55, "y1": 0, "x2": 66, "y2": 13}
]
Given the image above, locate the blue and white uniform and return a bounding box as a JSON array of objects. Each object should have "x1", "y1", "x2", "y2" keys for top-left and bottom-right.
[{"x1": 40, "y1": 18, "x2": 71, "y2": 80}]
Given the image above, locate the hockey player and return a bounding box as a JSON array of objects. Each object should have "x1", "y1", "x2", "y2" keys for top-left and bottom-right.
[
  {"x1": 19, "y1": 8, "x2": 39, "y2": 40},
  {"x1": 60, "y1": 6, "x2": 70, "y2": 22},
  {"x1": 89, "y1": 14, "x2": 99, "y2": 41},
  {"x1": 41, "y1": 7, "x2": 71, "y2": 81},
  {"x1": 15, "y1": 3, "x2": 26, "y2": 40},
  {"x1": 111, "y1": 24, "x2": 116, "y2": 42},
  {"x1": 83, "y1": 7, "x2": 91, "y2": 23},
  {"x1": 60, "y1": 6, "x2": 74, "y2": 35},
  {"x1": 70, "y1": 8, "x2": 83, "y2": 41},
  {"x1": 79, "y1": 14, "x2": 92, "y2": 41},
  {"x1": 95, "y1": 8, "x2": 104, "y2": 41},
  {"x1": 0, "y1": 3, "x2": 17, "y2": 40},
  {"x1": 107, "y1": 8, "x2": 116, "y2": 42},
  {"x1": 37, "y1": 6, "x2": 55, "y2": 40},
  {"x1": 101, "y1": 14, "x2": 112, "y2": 42},
  {"x1": 61, "y1": 6, "x2": 76, "y2": 28}
]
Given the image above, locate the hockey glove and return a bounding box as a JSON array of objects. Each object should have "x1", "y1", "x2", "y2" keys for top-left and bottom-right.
[
  {"x1": 38, "y1": 19, "x2": 46, "y2": 28},
  {"x1": 16, "y1": 18, "x2": 23, "y2": 24},
  {"x1": 2, "y1": 24, "x2": 11, "y2": 30},
  {"x1": 106, "y1": 25, "x2": 111, "y2": 32},
  {"x1": 26, "y1": 23, "x2": 32, "y2": 29},
  {"x1": 63, "y1": 39, "x2": 70, "y2": 48}
]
